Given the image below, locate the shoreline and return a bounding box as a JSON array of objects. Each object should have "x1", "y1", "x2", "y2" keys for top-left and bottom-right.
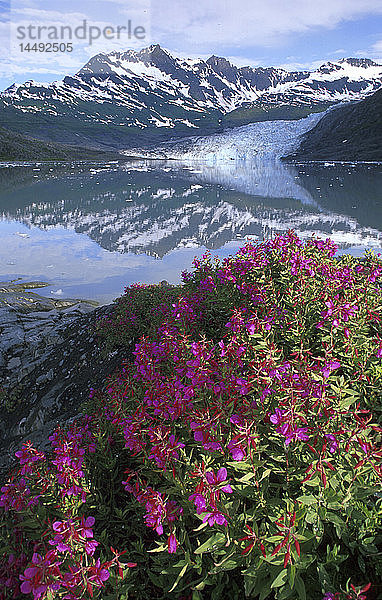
[
  {"x1": 0, "y1": 280, "x2": 99, "y2": 313},
  {"x1": 0, "y1": 281, "x2": 123, "y2": 480}
]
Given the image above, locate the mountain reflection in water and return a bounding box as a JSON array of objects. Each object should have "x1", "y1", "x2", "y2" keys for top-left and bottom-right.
[{"x1": 0, "y1": 158, "x2": 381, "y2": 303}]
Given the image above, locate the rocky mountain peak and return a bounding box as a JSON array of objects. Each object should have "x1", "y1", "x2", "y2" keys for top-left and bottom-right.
[
  {"x1": 338, "y1": 57, "x2": 381, "y2": 68},
  {"x1": 317, "y1": 61, "x2": 342, "y2": 74},
  {"x1": 207, "y1": 55, "x2": 235, "y2": 69}
]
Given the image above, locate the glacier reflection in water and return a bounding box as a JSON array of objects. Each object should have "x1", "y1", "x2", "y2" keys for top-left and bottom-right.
[{"x1": 0, "y1": 158, "x2": 381, "y2": 304}]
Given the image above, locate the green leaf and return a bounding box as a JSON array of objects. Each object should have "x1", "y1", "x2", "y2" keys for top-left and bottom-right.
[
  {"x1": 327, "y1": 501, "x2": 342, "y2": 510},
  {"x1": 325, "y1": 512, "x2": 346, "y2": 527},
  {"x1": 239, "y1": 471, "x2": 257, "y2": 483},
  {"x1": 227, "y1": 461, "x2": 253, "y2": 470},
  {"x1": 244, "y1": 575, "x2": 257, "y2": 598},
  {"x1": 289, "y1": 564, "x2": 296, "y2": 589},
  {"x1": 168, "y1": 563, "x2": 188, "y2": 592},
  {"x1": 194, "y1": 533, "x2": 226, "y2": 554},
  {"x1": 295, "y1": 575, "x2": 306, "y2": 600},
  {"x1": 147, "y1": 571, "x2": 163, "y2": 587},
  {"x1": 259, "y1": 580, "x2": 273, "y2": 600},
  {"x1": 210, "y1": 559, "x2": 239, "y2": 573},
  {"x1": 193, "y1": 521, "x2": 209, "y2": 532},
  {"x1": 298, "y1": 495, "x2": 317, "y2": 505},
  {"x1": 18, "y1": 518, "x2": 41, "y2": 529},
  {"x1": 259, "y1": 468, "x2": 272, "y2": 481},
  {"x1": 353, "y1": 486, "x2": 378, "y2": 500},
  {"x1": 339, "y1": 396, "x2": 357, "y2": 409},
  {"x1": 148, "y1": 543, "x2": 167, "y2": 553},
  {"x1": 266, "y1": 535, "x2": 286, "y2": 543},
  {"x1": 271, "y1": 569, "x2": 288, "y2": 588}
]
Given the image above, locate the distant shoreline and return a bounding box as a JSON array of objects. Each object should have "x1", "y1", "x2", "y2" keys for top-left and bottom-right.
[{"x1": 0, "y1": 280, "x2": 99, "y2": 313}]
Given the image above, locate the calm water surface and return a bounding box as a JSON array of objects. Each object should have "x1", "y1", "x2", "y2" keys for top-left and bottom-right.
[{"x1": 0, "y1": 159, "x2": 381, "y2": 304}]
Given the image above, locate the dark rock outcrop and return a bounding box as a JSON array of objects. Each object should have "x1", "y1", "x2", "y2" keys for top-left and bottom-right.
[
  {"x1": 285, "y1": 88, "x2": 382, "y2": 161},
  {"x1": 0, "y1": 296, "x2": 130, "y2": 481}
]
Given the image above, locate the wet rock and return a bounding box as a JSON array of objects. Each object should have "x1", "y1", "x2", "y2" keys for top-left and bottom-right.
[
  {"x1": 0, "y1": 295, "x2": 130, "y2": 481},
  {"x1": 7, "y1": 357, "x2": 21, "y2": 370}
]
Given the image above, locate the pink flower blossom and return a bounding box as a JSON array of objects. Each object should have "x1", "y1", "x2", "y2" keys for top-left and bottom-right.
[
  {"x1": 203, "y1": 511, "x2": 228, "y2": 527},
  {"x1": 321, "y1": 361, "x2": 341, "y2": 379},
  {"x1": 167, "y1": 533, "x2": 177, "y2": 553}
]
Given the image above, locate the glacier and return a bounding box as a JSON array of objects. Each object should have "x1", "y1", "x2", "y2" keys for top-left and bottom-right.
[{"x1": 125, "y1": 111, "x2": 326, "y2": 161}]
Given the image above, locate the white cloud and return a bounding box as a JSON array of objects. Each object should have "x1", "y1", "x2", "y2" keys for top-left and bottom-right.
[
  {"x1": 345, "y1": 40, "x2": 382, "y2": 62},
  {"x1": 3, "y1": 4, "x2": 151, "y2": 81},
  {"x1": 372, "y1": 40, "x2": 382, "y2": 53},
  {"x1": 147, "y1": 0, "x2": 382, "y2": 50},
  {"x1": 221, "y1": 55, "x2": 263, "y2": 68}
]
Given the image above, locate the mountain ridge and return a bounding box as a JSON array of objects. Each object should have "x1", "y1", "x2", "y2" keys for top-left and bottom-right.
[{"x1": 1, "y1": 45, "x2": 381, "y2": 150}]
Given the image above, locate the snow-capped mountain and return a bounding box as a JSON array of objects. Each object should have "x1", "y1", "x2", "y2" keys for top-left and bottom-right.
[
  {"x1": 248, "y1": 58, "x2": 382, "y2": 105},
  {"x1": 1, "y1": 46, "x2": 381, "y2": 149}
]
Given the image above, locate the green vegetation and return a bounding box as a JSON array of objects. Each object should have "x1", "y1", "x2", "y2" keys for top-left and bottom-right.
[
  {"x1": 223, "y1": 102, "x2": 333, "y2": 128},
  {"x1": 0, "y1": 97, "x2": 223, "y2": 151},
  {"x1": 0, "y1": 126, "x2": 124, "y2": 161}
]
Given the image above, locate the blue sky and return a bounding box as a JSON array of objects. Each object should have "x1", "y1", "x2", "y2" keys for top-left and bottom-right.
[{"x1": 0, "y1": 0, "x2": 382, "y2": 90}]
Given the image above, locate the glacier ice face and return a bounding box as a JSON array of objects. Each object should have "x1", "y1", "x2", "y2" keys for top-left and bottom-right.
[{"x1": 126, "y1": 112, "x2": 325, "y2": 161}]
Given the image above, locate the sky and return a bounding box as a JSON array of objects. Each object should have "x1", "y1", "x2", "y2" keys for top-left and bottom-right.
[{"x1": 0, "y1": 0, "x2": 382, "y2": 90}]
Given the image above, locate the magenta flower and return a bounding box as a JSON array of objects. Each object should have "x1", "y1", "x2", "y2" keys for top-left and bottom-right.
[
  {"x1": 20, "y1": 566, "x2": 48, "y2": 599},
  {"x1": 167, "y1": 533, "x2": 177, "y2": 553},
  {"x1": 323, "y1": 299, "x2": 336, "y2": 317},
  {"x1": 230, "y1": 414, "x2": 243, "y2": 425},
  {"x1": 19, "y1": 551, "x2": 61, "y2": 599},
  {"x1": 86, "y1": 559, "x2": 110, "y2": 587},
  {"x1": 188, "y1": 493, "x2": 207, "y2": 514},
  {"x1": 321, "y1": 361, "x2": 341, "y2": 378},
  {"x1": 325, "y1": 434, "x2": 338, "y2": 454},
  {"x1": 203, "y1": 511, "x2": 228, "y2": 527},
  {"x1": 269, "y1": 408, "x2": 286, "y2": 425},
  {"x1": 282, "y1": 426, "x2": 310, "y2": 445},
  {"x1": 84, "y1": 539, "x2": 99, "y2": 556},
  {"x1": 78, "y1": 515, "x2": 95, "y2": 538},
  {"x1": 0, "y1": 478, "x2": 31, "y2": 512},
  {"x1": 205, "y1": 467, "x2": 233, "y2": 493},
  {"x1": 246, "y1": 321, "x2": 257, "y2": 335},
  {"x1": 218, "y1": 340, "x2": 226, "y2": 356},
  {"x1": 227, "y1": 440, "x2": 246, "y2": 461},
  {"x1": 15, "y1": 443, "x2": 45, "y2": 475}
]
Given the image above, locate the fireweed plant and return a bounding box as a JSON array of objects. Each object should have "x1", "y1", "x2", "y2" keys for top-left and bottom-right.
[{"x1": 1, "y1": 232, "x2": 381, "y2": 600}]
